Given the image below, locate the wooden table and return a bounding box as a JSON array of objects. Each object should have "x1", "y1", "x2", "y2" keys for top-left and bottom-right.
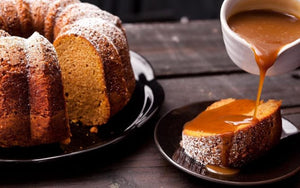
[{"x1": 1, "y1": 20, "x2": 299, "y2": 187}]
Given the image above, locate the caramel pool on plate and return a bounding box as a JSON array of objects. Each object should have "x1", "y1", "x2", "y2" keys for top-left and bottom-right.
[
  {"x1": 186, "y1": 10, "x2": 300, "y2": 136},
  {"x1": 182, "y1": 9, "x2": 300, "y2": 175}
]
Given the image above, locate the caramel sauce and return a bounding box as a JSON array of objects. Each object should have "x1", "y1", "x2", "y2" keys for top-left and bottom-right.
[
  {"x1": 206, "y1": 164, "x2": 240, "y2": 176},
  {"x1": 228, "y1": 10, "x2": 300, "y2": 117},
  {"x1": 183, "y1": 10, "x2": 300, "y2": 175},
  {"x1": 185, "y1": 10, "x2": 300, "y2": 138},
  {"x1": 185, "y1": 10, "x2": 300, "y2": 135},
  {"x1": 183, "y1": 99, "x2": 257, "y2": 135}
]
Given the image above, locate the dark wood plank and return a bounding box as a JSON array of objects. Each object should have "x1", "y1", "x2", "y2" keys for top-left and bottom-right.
[
  {"x1": 125, "y1": 21, "x2": 300, "y2": 78},
  {"x1": 125, "y1": 20, "x2": 242, "y2": 77},
  {"x1": 3, "y1": 72, "x2": 298, "y2": 187},
  {"x1": 1, "y1": 20, "x2": 299, "y2": 188},
  {"x1": 158, "y1": 69, "x2": 300, "y2": 115},
  {"x1": 1, "y1": 114, "x2": 298, "y2": 187}
]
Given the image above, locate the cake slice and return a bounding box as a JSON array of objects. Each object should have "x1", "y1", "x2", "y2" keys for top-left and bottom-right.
[
  {"x1": 182, "y1": 98, "x2": 282, "y2": 168},
  {"x1": 53, "y1": 18, "x2": 134, "y2": 127}
]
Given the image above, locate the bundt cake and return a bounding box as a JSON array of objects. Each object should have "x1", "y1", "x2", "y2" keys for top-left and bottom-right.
[
  {"x1": 0, "y1": 0, "x2": 22, "y2": 36},
  {"x1": 0, "y1": 32, "x2": 70, "y2": 147},
  {"x1": 182, "y1": 99, "x2": 282, "y2": 168},
  {"x1": 54, "y1": 18, "x2": 135, "y2": 124},
  {"x1": 44, "y1": 0, "x2": 80, "y2": 42},
  {"x1": 53, "y1": 2, "x2": 124, "y2": 41},
  {"x1": 22, "y1": 0, "x2": 49, "y2": 35},
  {"x1": 0, "y1": 0, "x2": 135, "y2": 147}
]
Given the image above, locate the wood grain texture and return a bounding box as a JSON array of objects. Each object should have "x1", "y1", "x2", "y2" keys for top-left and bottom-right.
[
  {"x1": 1, "y1": 20, "x2": 299, "y2": 187},
  {"x1": 0, "y1": 117, "x2": 299, "y2": 188},
  {"x1": 158, "y1": 70, "x2": 300, "y2": 115},
  {"x1": 125, "y1": 20, "x2": 243, "y2": 77}
]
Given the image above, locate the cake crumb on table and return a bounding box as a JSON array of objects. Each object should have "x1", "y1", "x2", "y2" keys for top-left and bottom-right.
[{"x1": 90, "y1": 126, "x2": 98, "y2": 133}]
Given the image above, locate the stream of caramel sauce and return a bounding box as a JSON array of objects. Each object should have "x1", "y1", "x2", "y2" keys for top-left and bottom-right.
[
  {"x1": 228, "y1": 10, "x2": 300, "y2": 118},
  {"x1": 184, "y1": 10, "x2": 300, "y2": 175}
]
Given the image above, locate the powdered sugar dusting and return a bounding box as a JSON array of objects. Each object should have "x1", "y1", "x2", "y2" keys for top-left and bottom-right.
[
  {"x1": 182, "y1": 133, "x2": 223, "y2": 166},
  {"x1": 26, "y1": 32, "x2": 60, "y2": 69},
  {"x1": 53, "y1": 2, "x2": 123, "y2": 39}
]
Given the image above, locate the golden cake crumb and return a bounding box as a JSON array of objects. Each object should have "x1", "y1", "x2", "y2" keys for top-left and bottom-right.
[{"x1": 90, "y1": 126, "x2": 98, "y2": 133}]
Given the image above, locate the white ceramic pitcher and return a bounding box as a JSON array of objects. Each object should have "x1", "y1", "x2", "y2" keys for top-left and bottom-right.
[{"x1": 220, "y1": 0, "x2": 300, "y2": 76}]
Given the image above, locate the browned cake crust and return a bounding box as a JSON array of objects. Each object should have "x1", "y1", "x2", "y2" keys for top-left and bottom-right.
[
  {"x1": 57, "y1": 18, "x2": 134, "y2": 115},
  {"x1": 23, "y1": 0, "x2": 51, "y2": 35},
  {"x1": 26, "y1": 32, "x2": 71, "y2": 144},
  {"x1": 0, "y1": 37, "x2": 32, "y2": 147},
  {"x1": 0, "y1": 15, "x2": 7, "y2": 32},
  {"x1": 55, "y1": 25, "x2": 129, "y2": 123},
  {"x1": 0, "y1": 0, "x2": 135, "y2": 146},
  {"x1": 52, "y1": 2, "x2": 135, "y2": 125},
  {"x1": 15, "y1": 0, "x2": 33, "y2": 37},
  {"x1": 182, "y1": 99, "x2": 282, "y2": 168},
  {"x1": 0, "y1": 30, "x2": 10, "y2": 37},
  {"x1": 44, "y1": 0, "x2": 80, "y2": 42},
  {"x1": 53, "y1": 2, "x2": 123, "y2": 39},
  {"x1": 81, "y1": 18, "x2": 134, "y2": 96},
  {"x1": 0, "y1": 0, "x2": 22, "y2": 36},
  {"x1": 0, "y1": 33, "x2": 71, "y2": 147}
]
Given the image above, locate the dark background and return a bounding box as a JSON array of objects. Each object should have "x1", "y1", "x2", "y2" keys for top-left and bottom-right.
[{"x1": 81, "y1": 0, "x2": 224, "y2": 23}]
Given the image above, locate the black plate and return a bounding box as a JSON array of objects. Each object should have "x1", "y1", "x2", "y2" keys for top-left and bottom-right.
[
  {"x1": 0, "y1": 51, "x2": 164, "y2": 163},
  {"x1": 154, "y1": 101, "x2": 300, "y2": 186}
]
